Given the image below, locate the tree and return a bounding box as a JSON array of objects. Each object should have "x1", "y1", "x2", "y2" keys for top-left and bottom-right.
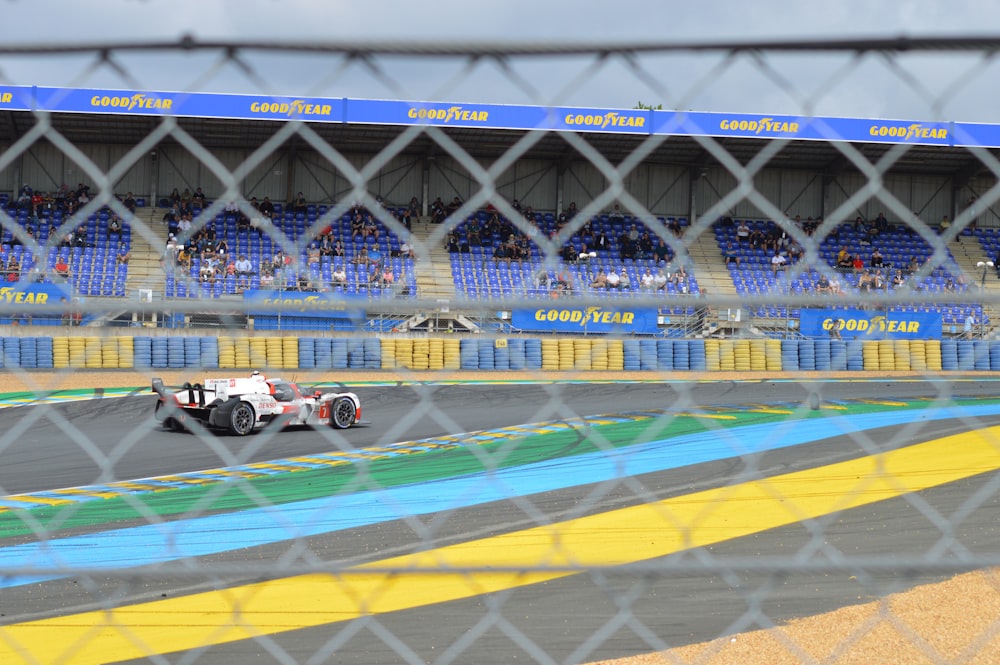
[{"x1": 634, "y1": 101, "x2": 663, "y2": 110}]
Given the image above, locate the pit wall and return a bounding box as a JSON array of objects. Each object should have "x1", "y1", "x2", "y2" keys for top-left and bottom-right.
[{"x1": 0, "y1": 336, "x2": 997, "y2": 371}]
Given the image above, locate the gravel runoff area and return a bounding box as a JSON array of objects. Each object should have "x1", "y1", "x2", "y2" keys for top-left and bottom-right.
[{"x1": 4, "y1": 369, "x2": 999, "y2": 664}]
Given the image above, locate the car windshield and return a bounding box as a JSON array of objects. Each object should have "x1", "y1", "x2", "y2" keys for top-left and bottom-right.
[{"x1": 271, "y1": 382, "x2": 296, "y2": 402}]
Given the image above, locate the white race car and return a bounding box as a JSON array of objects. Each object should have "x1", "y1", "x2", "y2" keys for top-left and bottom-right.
[{"x1": 152, "y1": 371, "x2": 362, "y2": 435}]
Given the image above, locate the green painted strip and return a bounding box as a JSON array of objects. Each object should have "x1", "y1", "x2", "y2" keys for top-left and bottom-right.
[{"x1": 0, "y1": 396, "x2": 973, "y2": 540}]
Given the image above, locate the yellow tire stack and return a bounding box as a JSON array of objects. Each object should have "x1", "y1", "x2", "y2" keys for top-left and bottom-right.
[
  {"x1": 908, "y1": 339, "x2": 927, "y2": 371},
  {"x1": 381, "y1": 338, "x2": 397, "y2": 369},
  {"x1": 426, "y1": 338, "x2": 445, "y2": 370},
  {"x1": 719, "y1": 340, "x2": 736, "y2": 371},
  {"x1": 412, "y1": 338, "x2": 430, "y2": 370},
  {"x1": 247, "y1": 338, "x2": 266, "y2": 368},
  {"x1": 924, "y1": 340, "x2": 943, "y2": 371},
  {"x1": 877, "y1": 340, "x2": 896, "y2": 370},
  {"x1": 893, "y1": 340, "x2": 912, "y2": 371},
  {"x1": 394, "y1": 338, "x2": 414, "y2": 369},
  {"x1": 733, "y1": 340, "x2": 752, "y2": 371},
  {"x1": 862, "y1": 341, "x2": 880, "y2": 370},
  {"x1": 265, "y1": 338, "x2": 284, "y2": 368},
  {"x1": 234, "y1": 339, "x2": 252, "y2": 369},
  {"x1": 116, "y1": 336, "x2": 134, "y2": 369},
  {"x1": 84, "y1": 337, "x2": 102, "y2": 369},
  {"x1": 607, "y1": 339, "x2": 624, "y2": 370},
  {"x1": 443, "y1": 338, "x2": 461, "y2": 369},
  {"x1": 541, "y1": 339, "x2": 559, "y2": 370},
  {"x1": 52, "y1": 337, "x2": 70, "y2": 369},
  {"x1": 557, "y1": 339, "x2": 575, "y2": 370},
  {"x1": 764, "y1": 339, "x2": 782, "y2": 370},
  {"x1": 68, "y1": 337, "x2": 87, "y2": 368},
  {"x1": 101, "y1": 338, "x2": 119, "y2": 369},
  {"x1": 704, "y1": 339, "x2": 721, "y2": 370},
  {"x1": 591, "y1": 338, "x2": 609, "y2": 370},
  {"x1": 218, "y1": 337, "x2": 236, "y2": 368},
  {"x1": 749, "y1": 339, "x2": 768, "y2": 371},
  {"x1": 282, "y1": 337, "x2": 298, "y2": 369},
  {"x1": 574, "y1": 339, "x2": 593, "y2": 370}
]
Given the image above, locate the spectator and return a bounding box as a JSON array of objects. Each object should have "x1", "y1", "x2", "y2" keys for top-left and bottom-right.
[
  {"x1": 653, "y1": 268, "x2": 668, "y2": 291},
  {"x1": 870, "y1": 247, "x2": 884, "y2": 268},
  {"x1": 609, "y1": 205, "x2": 624, "y2": 223},
  {"x1": 736, "y1": 220, "x2": 751, "y2": 241},
  {"x1": 259, "y1": 196, "x2": 274, "y2": 218},
  {"x1": 770, "y1": 252, "x2": 787, "y2": 273},
  {"x1": 589, "y1": 270, "x2": 608, "y2": 290},
  {"x1": 107, "y1": 215, "x2": 122, "y2": 238},
  {"x1": 191, "y1": 187, "x2": 207, "y2": 207},
  {"x1": 116, "y1": 242, "x2": 130, "y2": 264},
  {"x1": 259, "y1": 269, "x2": 274, "y2": 288},
  {"x1": 852, "y1": 254, "x2": 864, "y2": 272},
  {"x1": 619, "y1": 268, "x2": 632, "y2": 291},
  {"x1": 606, "y1": 268, "x2": 621, "y2": 290},
  {"x1": 122, "y1": 192, "x2": 137, "y2": 213},
  {"x1": 331, "y1": 265, "x2": 347, "y2": 288},
  {"x1": 54, "y1": 255, "x2": 70, "y2": 279},
  {"x1": 307, "y1": 242, "x2": 320, "y2": 266},
  {"x1": 640, "y1": 268, "x2": 655, "y2": 291},
  {"x1": 816, "y1": 274, "x2": 831, "y2": 294},
  {"x1": 723, "y1": 242, "x2": 740, "y2": 267},
  {"x1": 291, "y1": 192, "x2": 308, "y2": 214}
]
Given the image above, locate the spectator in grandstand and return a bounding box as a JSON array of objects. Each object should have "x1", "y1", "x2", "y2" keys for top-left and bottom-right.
[
  {"x1": 54, "y1": 255, "x2": 70, "y2": 279},
  {"x1": 529, "y1": 269, "x2": 547, "y2": 292},
  {"x1": 565, "y1": 201, "x2": 578, "y2": 219},
  {"x1": 107, "y1": 215, "x2": 123, "y2": 239},
  {"x1": 654, "y1": 267, "x2": 668, "y2": 291},
  {"x1": 408, "y1": 196, "x2": 421, "y2": 216},
  {"x1": 723, "y1": 242, "x2": 740, "y2": 268},
  {"x1": 116, "y1": 242, "x2": 130, "y2": 264},
  {"x1": 609, "y1": 204, "x2": 625, "y2": 223},
  {"x1": 852, "y1": 254, "x2": 864, "y2": 272},
  {"x1": 398, "y1": 206, "x2": 413, "y2": 231},
  {"x1": 653, "y1": 238, "x2": 670, "y2": 265},
  {"x1": 554, "y1": 270, "x2": 573, "y2": 295},
  {"x1": 770, "y1": 251, "x2": 787, "y2": 273},
  {"x1": 619, "y1": 235, "x2": 636, "y2": 261},
  {"x1": 259, "y1": 268, "x2": 274, "y2": 288},
  {"x1": 870, "y1": 247, "x2": 884, "y2": 268},
  {"x1": 637, "y1": 232, "x2": 653, "y2": 260},
  {"x1": 167, "y1": 187, "x2": 181, "y2": 205},
  {"x1": 430, "y1": 197, "x2": 447, "y2": 223},
  {"x1": 331, "y1": 265, "x2": 347, "y2": 288},
  {"x1": 466, "y1": 218, "x2": 482, "y2": 246},
  {"x1": 259, "y1": 196, "x2": 275, "y2": 218},
  {"x1": 619, "y1": 268, "x2": 633, "y2": 291},
  {"x1": 176, "y1": 245, "x2": 191, "y2": 270},
  {"x1": 815, "y1": 274, "x2": 831, "y2": 294},
  {"x1": 493, "y1": 240, "x2": 511, "y2": 264},
  {"x1": 399, "y1": 238, "x2": 415, "y2": 259},
  {"x1": 352, "y1": 246, "x2": 370, "y2": 266},
  {"x1": 350, "y1": 213, "x2": 365, "y2": 241},
  {"x1": 446, "y1": 196, "x2": 463, "y2": 216},
  {"x1": 5, "y1": 256, "x2": 20, "y2": 282},
  {"x1": 736, "y1": 220, "x2": 751, "y2": 242},
  {"x1": 589, "y1": 270, "x2": 608, "y2": 290},
  {"x1": 640, "y1": 268, "x2": 655, "y2": 291},
  {"x1": 787, "y1": 240, "x2": 803, "y2": 264},
  {"x1": 594, "y1": 229, "x2": 610, "y2": 252},
  {"x1": 829, "y1": 319, "x2": 844, "y2": 340},
  {"x1": 380, "y1": 265, "x2": 395, "y2": 289},
  {"x1": 291, "y1": 192, "x2": 308, "y2": 215},
  {"x1": 892, "y1": 269, "x2": 907, "y2": 289},
  {"x1": 307, "y1": 242, "x2": 321, "y2": 266},
  {"x1": 577, "y1": 243, "x2": 594, "y2": 264},
  {"x1": 122, "y1": 191, "x2": 137, "y2": 213},
  {"x1": 964, "y1": 312, "x2": 976, "y2": 339},
  {"x1": 873, "y1": 270, "x2": 886, "y2": 290},
  {"x1": 939, "y1": 215, "x2": 951, "y2": 233},
  {"x1": 445, "y1": 232, "x2": 460, "y2": 253},
  {"x1": 604, "y1": 267, "x2": 621, "y2": 290},
  {"x1": 331, "y1": 239, "x2": 345, "y2": 258},
  {"x1": 319, "y1": 235, "x2": 334, "y2": 258},
  {"x1": 836, "y1": 246, "x2": 851, "y2": 270}
]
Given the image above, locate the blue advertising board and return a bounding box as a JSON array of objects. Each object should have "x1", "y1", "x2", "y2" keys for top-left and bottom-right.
[
  {"x1": 7, "y1": 84, "x2": 1000, "y2": 147},
  {"x1": 511, "y1": 305, "x2": 660, "y2": 334},
  {"x1": 243, "y1": 290, "x2": 365, "y2": 320},
  {"x1": 799, "y1": 308, "x2": 942, "y2": 339}
]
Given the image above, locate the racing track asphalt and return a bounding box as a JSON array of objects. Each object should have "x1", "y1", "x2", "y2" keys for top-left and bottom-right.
[{"x1": 2, "y1": 379, "x2": 1000, "y2": 664}]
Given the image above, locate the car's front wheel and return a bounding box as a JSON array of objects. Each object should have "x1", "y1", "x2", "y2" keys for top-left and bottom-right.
[
  {"x1": 330, "y1": 397, "x2": 357, "y2": 429},
  {"x1": 229, "y1": 402, "x2": 256, "y2": 436}
]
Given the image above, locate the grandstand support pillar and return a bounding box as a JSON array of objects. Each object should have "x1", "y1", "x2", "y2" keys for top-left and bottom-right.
[
  {"x1": 285, "y1": 146, "x2": 297, "y2": 205},
  {"x1": 688, "y1": 166, "x2": 702, "y2": 228},
  {"x1": 149, "y1": 148, "x2": 159, "y2": 207},
  {"x1": 422, "y1": 157, "x2": 431, "y2": 217}
]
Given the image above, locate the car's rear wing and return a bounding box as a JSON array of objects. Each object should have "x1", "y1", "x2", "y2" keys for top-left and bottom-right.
[{"x1": 151, "y1": 379, "x2": 217, "y2": 407}]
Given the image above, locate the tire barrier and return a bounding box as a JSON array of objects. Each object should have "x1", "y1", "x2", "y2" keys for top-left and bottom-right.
[{"x1": 0, "y1": 335, "x2": 986, "y2": 372}]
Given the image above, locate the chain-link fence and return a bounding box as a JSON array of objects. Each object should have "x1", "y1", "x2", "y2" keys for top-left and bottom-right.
[{"x1": 1, "y1": 37, "x2": 1000, "y2": 664}]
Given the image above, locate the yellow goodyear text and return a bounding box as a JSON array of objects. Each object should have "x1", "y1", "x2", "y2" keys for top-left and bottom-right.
[
  {"x1": 0, "y1": 92, "x2": 12, "y2": 104},
  {"x1": 260, "y1": 295, "x2": 345, "y2": 311},
  {"x1": 407, "y1": 106, "x2": 489, "y2": 123},
  {"x1": 0, "y1": 287, "x2": 48, "y2": 305},
  {"x1": 564, "y1": 111, "x2": 646, "y2": 129},
  {"x1": 90, "y1": 93, "x2": 172, "y2": 112},
  {"x1": 719, "y1": 117, "x2": 799, "y2": 135},
  {"x1": 534, "y1": 306, "x2": 635, "y2": 327},
  {"x1": 869, "y1": 123, "x2": 948, "y2": 141},
  {"x1": 822, "y1": 316, "x2": 920, "y2": 334},
  {"x1": 250, "y1": 99, "x2": 332, "y2": 116}
]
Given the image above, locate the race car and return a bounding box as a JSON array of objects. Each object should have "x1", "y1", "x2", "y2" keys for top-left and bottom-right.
[{"x1": 152, "y1": 371, "x2": 362, "y2": 435}]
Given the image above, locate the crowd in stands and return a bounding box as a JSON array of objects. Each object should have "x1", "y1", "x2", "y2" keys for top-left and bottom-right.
[
  {"x1": 160, "y1": 194, "x2": 416, "y2": 299},
  {"x1": 1, "y1": 183, "x2": 134, "y2": 297},
  {"x1": 716, "y1": 211, "x2": 984, "y2": 325}
]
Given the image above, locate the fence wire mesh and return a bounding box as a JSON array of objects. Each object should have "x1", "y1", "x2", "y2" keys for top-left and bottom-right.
[{"x1": 1, "y1": 37, "x2": 1000, "y2": 665}]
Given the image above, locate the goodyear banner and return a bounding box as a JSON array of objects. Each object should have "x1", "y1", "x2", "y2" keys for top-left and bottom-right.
[
  {"x1": 17, "y1": 84, "x2": 1000, "y2": 146},
  {"x1": 511, "y1": 305, "x2": 660, "y2": 334},
  {"x1": 799, "y1": 308, "x2": 942, "y2": 339},
  {"x1": 244, "y1": 290, "x2": 365, "y2": 320},
  {"x1": 0, "y1": 283, "x2": 73, "y2": 308}
]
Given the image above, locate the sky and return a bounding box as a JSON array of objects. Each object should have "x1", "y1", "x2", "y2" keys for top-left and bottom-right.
[{"x1": 1, "y1": 0, "x2": 1000, "y2": 121}]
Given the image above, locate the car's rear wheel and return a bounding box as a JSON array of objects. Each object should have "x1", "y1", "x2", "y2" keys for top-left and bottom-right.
[
  {"x1": 331, "y1": 397, "x2": 357, "y2": 429},
  {"x1": 229, "y1": 402, "x2": 256, "y2": 436}
]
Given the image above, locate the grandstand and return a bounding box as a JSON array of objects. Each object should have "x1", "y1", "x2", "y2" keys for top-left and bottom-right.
[{"x1": 1, "y1": 85, "x2": 999, "y2": 336}]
